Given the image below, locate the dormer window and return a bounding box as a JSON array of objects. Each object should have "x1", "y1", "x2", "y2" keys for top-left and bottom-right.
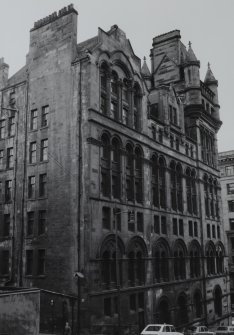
[
  {"x1": 149, "y1": 103, "x2": 159, "y2": 121},
  {"x1": 169, "y1": 105, "x2": 178, "y2": 126}
]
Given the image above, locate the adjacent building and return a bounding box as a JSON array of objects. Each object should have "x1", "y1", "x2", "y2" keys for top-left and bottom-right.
[
  {"x1": 219, "y1": 151, "x2": 234, "y2": 312},
  {"x1": 0, "y1": 4, "x2": 230, "y2": 334}
]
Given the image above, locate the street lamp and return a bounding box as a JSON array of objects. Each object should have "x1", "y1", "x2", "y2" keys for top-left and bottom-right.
[
  {"x1": 113, "y1": 208, "x2": 134, "y2": 335},
  {"x1": 50, "y1": 299, "x2": 55, "y2": 334}
]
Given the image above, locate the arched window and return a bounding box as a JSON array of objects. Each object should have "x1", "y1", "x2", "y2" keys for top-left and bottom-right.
[
  {"x1": 206, "y1": 243, "x2": 215, "y2": 275},
  {"x1": 151, "y1": 155, "x2": 166, "y2": 209},
  {"x1": 193, "y1": 290, "x2": 202, "y2": 318},
  {"x1": 214, "y1": 286, "x2": 222, "y2": 317},
  {"x1": 216, "y1": 244, "x2": 224, "y2": 274},
  {"x1": 176, "y1": 294, "x2": 188, "y2": 326},
  {"x1": 186, "y1": 169, "x2": 197, "y2": 215},
  {"x1": 170, "y1": 162, "x2": 183, "y2": 212},
  {"x1": 135, "y1": 147, "x2": 143, "y2": 203},
  {"x1": 111, "y1": 138, "x2": 121, "y2": 199},
  {"x1": 126, "y1": 144, "x2": 134, "y2": 201},
  {"x1": 214, "y1": 179, "x2": 220, "y2": 218},
  {"x1": 122, "y1": 79, "x2": 130, "y2": 126},
  {"x1": 100, "y1": 63, "x2": 109, "y2": 115},
  {"x1": 209, "y1": 177, "x2": 215, "y2": 218},
  {"x1": 158, "y1": 299, "x2": 171, "y2": 324},
  {"x1": 173, "y1": 241, "x2": 186, "y2": 280},
  {"x1": 159, "y1": 157, "x2": 166, "y2": 208},
  {"x1": 127, "y1": 238, "x2": 147, "y2": 286},
  {"x1": 100, "y1": 237, "x2": 123, "y2": 289},
  {"x1": 133, "y1": 83, "x2": 141, "y2": 131},
  {"x1": 204, "y1": 175, "x2": 209, "y2": 217},
  {"x1": 110, "y1": 71, "x2": 119, "y2": 120},
  {"x1": 151, "y1": 155, "x2": 159, "y2": 208},
  {"x1": 189, "y1": 241, "x2": 201, "y2": 278},
  {"x1": 153, "y1": 240, "x2": 169, "y2": 283},
  {"x1": 101, "y1": 134, "x2": 110, "y2": 197}
]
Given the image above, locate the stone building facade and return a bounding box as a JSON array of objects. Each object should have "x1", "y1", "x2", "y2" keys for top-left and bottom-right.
[
  {"x1": 0, "y1": 4, "x2": 230, "y2": 333},
  {"x1": 219, "y1": 151, "x2": 234, "y2": 312}
]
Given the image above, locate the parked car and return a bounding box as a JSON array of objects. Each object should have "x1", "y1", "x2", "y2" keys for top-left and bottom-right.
[
  {"x1": 141, "y1": 324, "x2": 183, "y2": 335},
  {"x1": 215, "y1": 326, "x2": 234, "y2": 335},
  {"x1": 184, "y1": 326, "x2": 215, "y2": 335}
]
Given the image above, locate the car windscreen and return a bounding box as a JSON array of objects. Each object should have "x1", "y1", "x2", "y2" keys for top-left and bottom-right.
[
  {"x1": 217, "y1": 327, "x2": 228, "y2": 331},
  {"x1": 146, "y1": 326, "x2": 162, "y2": 332}
]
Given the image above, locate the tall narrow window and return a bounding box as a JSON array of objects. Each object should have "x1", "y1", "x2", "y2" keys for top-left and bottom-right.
[
  {"x1": 151, "y1": 155, "x2": 159, "y2": 207},
  {"x1": 100, "y1": 63, "x2": 109, "y2": 115},
  {"x1": 110, "y1": 72, "x2": 119, "y2": 121},
  {"x1": 6, "y1": 147, "x2": 13, "y2": 169},
  {"x1": 170, "y1": 162, "x2": 183, "y2": 212},
  {"x1": 126, "y1": 144, "x2": 134, "y2": 201},
  {"x1": 122, "y1": 79, "x2": 130, "y2": 126},
  {"x1": 133, "y1": 83, "x2": 141, "y2": 130},
  {"x1": 5, "y1": 180, "x2": 12, "y2": 202},
  {"x1": 102, "y1": 207, "x2": 111, "y2": 230},
  {"x1": 28, "y1": 176, "x2": 35, "y2": 199},
  {"x1": 38, "y1": 210, "x2": 46, "y2": 235},
  {"x1": 26, "y1": 250, "x2": 33, "y2": 275},
  {"x1": 38, "y1": 249, "x2": 46, "y2": 275},
  {"x1": 1, "y1": 250, "x2": 9, "y2": 275},
  {"x1": 39, "y1": 173, "x2": 47, "y2": 197},
  {"x1": 0, "y1": 119, "x2": 5, "y2": 139},
  {"x1": 135, "y1": 147, "x2": 143, "y2": 203},
  {"x1": 41, "y1": 106, "x2": 49, "y2": 127},
  {"x1": 27, "y1": 212, "x2": 34, "y2": 236},
  {"x1": 40, "y1": 139, "x2": 48, "y2": 161},
  {"x1": 3, "y1": 214, "x2": 10, "y2": 237},
  {"x1": 29, "y1": 142, "x2": 37, "y2": 164},
  {"x1": 101, "y1": 134, "x2": 110, "y2": 197},
  {"x1": 8, "y1": 116, "x2": 15, "y2": 137},
  {"x1": 31, "y1": 109, "x2": 38, "y2": 130},
  {"x1": 137, "y1": 212, "x2": 143, "y2": 232},
  {"x1": 0, "y1": 150, "x2": 3, "y2": 169},
  {"x1": 111, "y1": 138, "x2": 121, "y2": 199}
]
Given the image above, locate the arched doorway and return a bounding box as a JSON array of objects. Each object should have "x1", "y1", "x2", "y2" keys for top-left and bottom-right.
[
  {"x1": 193, "y1": 290, "x2": 202, "y2": 318},
  {"x1": 158, "y1": 299, "x2": 170, "y2": 323},
  {"x1": 214, "y1": 286, "x2": 222, "y2": 317},
  {"x1": 176, "y1": 294, "x2": 188, "y2": 327}
]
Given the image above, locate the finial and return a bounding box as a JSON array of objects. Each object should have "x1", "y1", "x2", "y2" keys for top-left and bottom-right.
[
  {"x1": 188, "y1": 41, "x2": 192, "y2": 48},
  {"x1": 143, "y1": 56, "x2": 146, "y2": 62},
  {"x1": 208, "y1": 62, "x2": 210, "y2": 69}
]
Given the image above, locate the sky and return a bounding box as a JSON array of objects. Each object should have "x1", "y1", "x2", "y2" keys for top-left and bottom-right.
[{"x1": 0, "y1": 0, "x2": 233, "y2": 152}]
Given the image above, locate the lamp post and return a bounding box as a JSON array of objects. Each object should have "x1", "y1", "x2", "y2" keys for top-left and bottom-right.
[
  {"x1": 50, "y1": 299, "x2": 55, "y2": 334},
  {"x1": 113, "y1": 209, "x2": 134, "y2": 335}
]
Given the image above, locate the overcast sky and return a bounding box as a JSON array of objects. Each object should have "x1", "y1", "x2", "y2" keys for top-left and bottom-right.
[{"x1": 0, "y1": 0, "x2": 233, "y2": 152}]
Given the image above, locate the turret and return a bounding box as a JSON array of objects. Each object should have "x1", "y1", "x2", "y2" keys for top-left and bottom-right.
[
  {"x1": 141, "y1": 56, "x2": 151, "y2": 90},
  {"x1": 0, "y1": 58, "x2": 9, "y2": 89},
  {"x1": 204, "y1": 62, "x2": 220, "y2": 120},
  {"x1": 183, "y1": 42, "x2": 201, "y2": 105}
]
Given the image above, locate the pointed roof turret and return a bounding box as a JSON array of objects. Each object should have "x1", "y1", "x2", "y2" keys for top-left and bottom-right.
[
  {"x1": 204, "y1": 62, "x2": 217, "y2": 84},
  {"x1": 141, "y1": 56, "x2": 151, "y2": 77},
  {"x1": 186, "y1": 41, "x2": 198, "y2": 62}
]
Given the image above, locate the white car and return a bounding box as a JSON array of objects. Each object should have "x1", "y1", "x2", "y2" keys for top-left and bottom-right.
[
  {"x1": 141, "y1": 324, "x2": 183, "y2": 335},
  {"x1": 216, "y1": 326, "x2": 234, "y2": 335},
  {"x1": 184, "y1": 326, "x2": 215, "y2": 335}
]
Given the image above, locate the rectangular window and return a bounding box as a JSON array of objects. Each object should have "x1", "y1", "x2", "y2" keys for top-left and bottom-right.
[
  {"x1": 27, "y1": 212, "x2": 34, "y2": 236},
  {"x1": 217, "y1": 225, "x2": 220, "y2": 239},
  {"x1": 5, "y1": 180, "x2": 12, "y2": 202},
  {"x1": 40, "y1": 139, "x2": 48, "y2": 161},
  {"x1": 37, "y1": 249, "x2": 46, "y2": 275},
  {"x1": 170, "y1": 135, "x2": 174, "y2": 149},
  {"x1": 230, "y1": 219, "x2": 234, "y2": 231},
  {"x1": 194, "y1": 221, "x2": 198, "y2": 237},
  {"x1": 102, "y1": 207, "x2": 110, "y2": 230},
  {"x1": 113, "y1": 208, "x2": 121, "y2": 231},
  {"x1": 3, "y1": 214, "x2": 10, "y2": 237},
  {"x1": 130, "y1": 294, "x2": 136, "y2": 311},
  {"x1": 137, "y1": 212, "x2": 143, "y2": 232},
  {"x1": 29, "y1": 142, "x2": 37, "y2": 164},
  {"x1": 26, "y1": 250, "x2": 33, "y2": 275},
  {"x1": 128, "y1": 211, "x2": 135, "y2": 232},
  {"x1": 1, "y1": 250, "x2": 9, "y2": 275},
  {"x1": 0, "y1": 150, "x2": 3, "y2": 169},
  {"x1": 161, "y1": 216, "x2": 167, "y2": 234},
  {"x1": 38, "y1": 210, "x2": 46, "y2": 235},
  {"x1": 28, "y1": 176, "x2": 35, "y2": 199},
  {"x1": 30, "y1": 109, "x2": 38, "y2": 130},
  {"x1": 154, "y1": 215, "x2": 160, "y2": 234},
  {"x1": 227, "y1": 183, "x2": 234, "y2": 194},
  {"x1": 158, "y1": 129, "x2": 163, "y2": 143},
  {"x1": 231, "y1": 238, "x2": 234, "y2": 250},
  {"x1": 39, "y1": 173, "x2": 47, "y2": 197},
  {"x1": 179, "y1": 219, "x2": 184, "y2": 236},
  {"x1": 207, "y1": 224, "x2": 211, "y2": 238},
  {"x1": 8, "y1": 116, "x2": 15, "y2": 137},
  {"x1": 149, "y1": 103, "x2": 159, "y2": 121},
  {"x1": 6, "y1": 147, "x2": 13, "y2": 169},
  {"x1": 101, "y1": 170, "x2": 110, "y2": 197},
  {"x1": 104, "y1": 298, "x2": 111, "y2": 316},
  {"x1": 189, "y1": 220, "x2": 193, "y2": 236},
  {"x1": 229, "y1": 200, "x2": 234, "y2": 212},
  {"x1": 212, "y1": 225, "x2": 216, "y2": 238},
  {"x1": 226, "y1": 166, "x2": 234, "y2": 176},
  {"x1": 41, "y1": 106, "x2": 49, "y2": 127},
  {"x1": 0, "y1": 120, "x2": 5, "y2": 139},
  {"x1": 173, "y1": 218, "x2": 178, "y2": 235}
]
